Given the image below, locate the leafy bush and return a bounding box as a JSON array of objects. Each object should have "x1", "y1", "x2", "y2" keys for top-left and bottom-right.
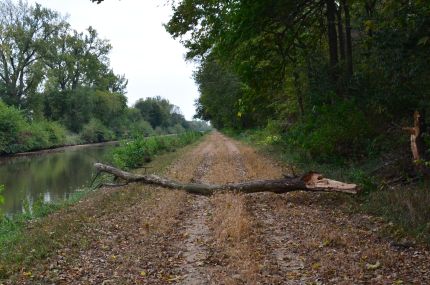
[
  {"x1": 0, "y1": 185, "x2": 4, "y2": 211},
  {"x1": 19, "y1": 121, "x2": 68, "y2": 151},
  {"x1": 80, "y1": 119, "x2": 115, "y2": 143},
  {"x1": 130, "y1": 120, "x2": 154, "y2": 138},
  {"x1": 0, "y1": 101, "x2": 71, "y2": 153},
  {"x1": 286, "y1": 101, "x2": 374, "y2": 162},
  {"x1": 0, "y1": 101, "x2": 28, "y2": 154},
  {"x1": 113, "y1": 132, "x2": 203, "y2": 169},
  {"x1": 24, "y1": 121, "x2": 50, "y2": 150}
]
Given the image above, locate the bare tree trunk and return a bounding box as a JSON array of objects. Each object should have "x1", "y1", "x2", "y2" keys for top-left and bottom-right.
[
  {"x1": 94, "y1": 163, "x2": 359, "y2": 195},
  {"x1": 326, "y1": 0, "x2": 339, "y2": 94},
  {"x1": 337, "y1": 4, "x2": 346, "y2": 62},
  {"x1": 403, "y1": 111, "x2": 430, "y2": 176},
  {"x1": 343, "y1": 0, "x2": 353, "y2": 78}
]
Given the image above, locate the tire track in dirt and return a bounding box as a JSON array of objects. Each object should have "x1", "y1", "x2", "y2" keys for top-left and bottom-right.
[
  {"x1": 172, "y1": 131, "x2": 252, "y2": 284},
  {"x1": 177, "y1": 150, "x2": 214, "y2": 285},
  {"x1": 162, "y1": 133, "x2": 220, "y2": 284}
]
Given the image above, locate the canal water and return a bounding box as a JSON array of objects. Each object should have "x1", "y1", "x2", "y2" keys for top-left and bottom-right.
[{"x1": 0, "y1": 144, "x2": 117, "y2": 215}]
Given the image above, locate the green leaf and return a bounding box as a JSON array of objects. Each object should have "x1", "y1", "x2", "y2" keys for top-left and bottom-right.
[{"x1": 418, "y1": 36, "x2": 429, "y2": 46}]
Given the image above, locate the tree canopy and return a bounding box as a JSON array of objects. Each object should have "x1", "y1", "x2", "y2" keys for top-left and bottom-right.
[{"x1": 162, "y1": 0, "x2": 430, "y2": 161}]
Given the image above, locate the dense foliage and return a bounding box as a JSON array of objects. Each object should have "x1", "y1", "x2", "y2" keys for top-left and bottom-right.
[
  {"x1": 0, "y1": 0, "x2": 209, "y2": 154},
  {"x1": 164, "y1": 0, "x2": 430, "y2": 161},
  {"x1": 113, "y1": 131, "x2": 204, "y2": 169}
]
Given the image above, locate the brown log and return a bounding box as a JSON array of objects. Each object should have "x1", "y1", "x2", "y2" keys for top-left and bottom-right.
[{"x1": 94, "y1": 163, "x2": 359, "y2": 195}]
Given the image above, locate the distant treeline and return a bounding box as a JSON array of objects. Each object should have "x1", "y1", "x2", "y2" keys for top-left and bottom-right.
[{"x1": 0, "y1": 1, "x2": 209, "y2": 155}]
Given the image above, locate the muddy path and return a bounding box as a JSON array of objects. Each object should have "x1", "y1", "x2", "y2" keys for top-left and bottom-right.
[{"x1": 6, "y1": 131, "x2": 430, "y2": 284}]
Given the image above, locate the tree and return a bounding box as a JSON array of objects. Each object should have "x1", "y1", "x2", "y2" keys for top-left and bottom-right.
[
  {"x1": 134, "y1": 97, "x2": 188, "y2": 130},
  {"x1": 0, "y1": 0, "x2": 65, "y2": 107}
]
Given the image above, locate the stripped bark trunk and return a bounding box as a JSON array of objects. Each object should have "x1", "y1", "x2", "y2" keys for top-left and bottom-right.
[
  {"x1": 94, "y1": 163, "x2": 359, "y2": 195},
  {"x1": 403, "y1": 111, "x2": 427, "y2": 162},
  {"x1": 403, "y1": 111, "x2": 430, "y2": 176}
]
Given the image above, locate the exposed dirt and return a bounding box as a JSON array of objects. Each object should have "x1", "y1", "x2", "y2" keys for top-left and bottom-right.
[{"x1": 4, "y1": 131, "x2": 430, "y2": 284}]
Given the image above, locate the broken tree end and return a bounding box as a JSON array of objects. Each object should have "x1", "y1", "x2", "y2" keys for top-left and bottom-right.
[{"x1": 301, "y1": 172, "x2": 359, "y2": 194}]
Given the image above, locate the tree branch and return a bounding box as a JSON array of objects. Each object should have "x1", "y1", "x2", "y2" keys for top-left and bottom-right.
[{"x1": 94, "y1": 163, "x2": 359, "y2": 196}]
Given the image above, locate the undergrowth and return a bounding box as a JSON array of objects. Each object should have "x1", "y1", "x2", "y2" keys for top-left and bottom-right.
[
  {"x1": 225, "y1": 127, "x2": 430, "y2": 245},
  {"x1": 113, "y1": 131, "x2": 205, "y2": 169}
]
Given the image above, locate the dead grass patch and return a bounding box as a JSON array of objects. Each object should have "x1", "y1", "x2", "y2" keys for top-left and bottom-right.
[
  {"x1": 211, "y1": 192, "x2": 250, "y2": 242},
  {"x1": 210, "y1": 192, "x2": 259, "y2": 284}
]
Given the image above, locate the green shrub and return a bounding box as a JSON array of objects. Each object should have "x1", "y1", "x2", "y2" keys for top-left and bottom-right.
[
  {"x1": 0, "y1": 101, "x2": 71, "y2": 153},
  {"x1": 20, "y1": 121, "x2": 68, "y2": 151},
  {"x1": 113, "y1": 132, "x2": 203, "y2": 169},
  {"x1": 130, "y1": 120, "x2": 154, "y2": 138},
  {"x1": 0, "y1": 185, "x2": 4, "y2": 212},
  {"x1": 41, "y1": 121, "x2": 67, "y2": 145},
  {"x1": 0, "y1": 101, "x2": 28, "y2": 154},
  {"x1": 113, "y1": 136, "x2": 156, "y2": 169},
  {"x1": 80, "y1": 119, "x2": 115, "y2": 143},
  {"x1": 286, "y1": 101, "x2": 374, "y2": 162},
  {"x1": 24, "y1": 121, "x2": 51, "y2": 150}
]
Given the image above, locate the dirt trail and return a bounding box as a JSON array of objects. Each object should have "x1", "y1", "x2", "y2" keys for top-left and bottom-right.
[{"x1": 6, "y1": 131, "x2": 430, "y2": 284}]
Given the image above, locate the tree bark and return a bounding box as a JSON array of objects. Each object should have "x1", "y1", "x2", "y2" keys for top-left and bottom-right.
[
  {"x1": 94, "y1": 163, "x2": 359, "y2": 195},
  {"x1": 403, "y1": 111, "x2": 430, "y2": 176},
  {"x1": 337, "y1": 4, "x2": 346, "y2": 62},
  {"x1": 403, "y1": 111, "x2": 427, "y2": 162},
  {"x1": 326, "y1": 0, "x2": 339, "y2": 91},
  {"x1": 293, "y1": 71, "x2": 305, "y2": 117},
  {"x1": 343, "y1": 0, "x2": 353, "y2": 78}
]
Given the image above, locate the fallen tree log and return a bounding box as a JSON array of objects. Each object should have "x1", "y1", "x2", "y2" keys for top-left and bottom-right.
[{"x1": 94, "y1": 163, "x2": 359, "y2": 195}]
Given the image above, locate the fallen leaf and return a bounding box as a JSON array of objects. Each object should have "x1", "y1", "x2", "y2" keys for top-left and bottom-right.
[{"x1": 366, "y1": 261, "x2": 381, "y2": 270}]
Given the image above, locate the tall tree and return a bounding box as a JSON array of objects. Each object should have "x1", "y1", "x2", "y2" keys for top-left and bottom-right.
[{"x1": 0, "y1": 0, "x2": 64, "y2": 107}]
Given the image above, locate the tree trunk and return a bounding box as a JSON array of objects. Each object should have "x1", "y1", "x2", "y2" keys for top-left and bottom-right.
[
  {"x1": 337, "y1": 4, "x2": 346, "y2": 62},
  {"x1": 343, "y1": 0, "x2": 353, "y2": 78},
  {"x1": 93, "y1": 163, "x2": 359, "y2": 195},
  {"x1": 403, "y1": 111, "x2": 430, "y2": 176},
  {"x1": 326, "y1": 0, "x2": 339, "y2": 97}
]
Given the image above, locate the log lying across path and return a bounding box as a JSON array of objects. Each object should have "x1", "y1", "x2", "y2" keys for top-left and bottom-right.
[{"x1": 94, "y1": 163, "x2": 359, "y2": 195}]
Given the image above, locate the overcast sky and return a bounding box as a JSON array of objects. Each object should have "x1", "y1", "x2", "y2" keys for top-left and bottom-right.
[{"x1": 27, "y1": 0, "x2": 199, "y2": 120}]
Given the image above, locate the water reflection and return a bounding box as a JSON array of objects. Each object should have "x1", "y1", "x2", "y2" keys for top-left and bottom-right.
[{"x1": 0, "y1": 144, "x2": 115, "y2": 215}]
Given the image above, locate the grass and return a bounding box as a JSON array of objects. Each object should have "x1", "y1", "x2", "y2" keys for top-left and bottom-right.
[
  {"x1": 210, "y1": 192, "x2": 258, "y2": 283},
  {"x1": 226, "y1": 129, "x2": 430, "y2": 245},
  {"x1": 0, "y1": 188, "x2": 91, "y2": 278},
  {"x1": 0, "y1": 132, "x2": 207, "y2": 280}
]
